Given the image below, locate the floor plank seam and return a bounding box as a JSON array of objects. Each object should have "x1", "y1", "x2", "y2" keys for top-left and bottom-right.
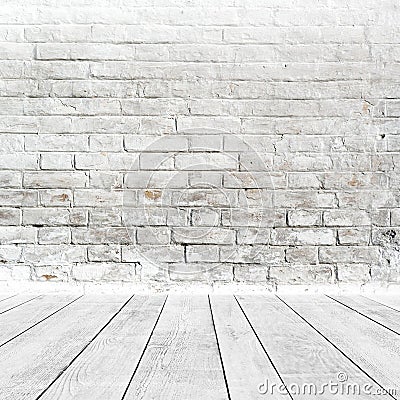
[
  {"x1": 121, "y1": 295, "x2": 169, "y2": 400},
  {"x1": 0, "y1": 295, "x2": 84, "y2": 349},
  {"x1": 325, "y1": 295, "x2": 400, "y2": 336},
  {"x1": 208, "y1": 295, "x2": 232, "y2": 400},
  {"x1": 35, "y1": 294, "x2": 136, "y2": 400},
  {"x1": 0, "y1": 295, "x2": 42, "y2": 315},
  {"x1": 234, "y1": 295, "x2": 294, "y2": 400},
  {"x1": 276, "y1": 295, "x2": 397, "y2": 400},
  {"x1": 0, "y1": 294, "x2": 18, "y2": 303},
  {"x1": 361, "y1": 295, "x2": 400, "y2": 314}
]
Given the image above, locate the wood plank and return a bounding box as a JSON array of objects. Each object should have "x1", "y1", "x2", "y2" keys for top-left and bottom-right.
[
  {"x1": 123, "y1": 295, "x2": 228, "y2": 400},
  {"x1": 238, "y1": 295, "x2": 393, "y2": 400},
  {"x1": 39, "y1": 295, "x2": 167, "y2": 400},
  {"x1": 0, "y1": 294, "x2": 40, "y2": 314},
  {"x1": 328, "y1": 295, "x2": 400, "y2": 335},
  {"x1": 364, "y1": 295, "x2": 400, "y2": 312},
  {"x1": 0, "y1": 294, "x2": 81, "y2": 347},
  {"x1": 0, "y1": 294, "x2": 132, "y2": 400},
  {"x1": 279, "y1": 295, "x2": 400, "y2": 399},
  {"x1": 210, "y1": 295, "x2": 290, "y2": 400}
]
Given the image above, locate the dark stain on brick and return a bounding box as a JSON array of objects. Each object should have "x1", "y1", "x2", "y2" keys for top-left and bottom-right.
[
  {"x1": 348, "y1": 177, "x2": 361, "y2": 187},
  {"x1": 58, "y1": 193, "x2": 69, "y2": 202},
  {"x1": 42, "y1": 274, "x2": 57, "y2": 280},
  {"x1": 145, "y1": 190, "x2": 161, "y2": 200}
]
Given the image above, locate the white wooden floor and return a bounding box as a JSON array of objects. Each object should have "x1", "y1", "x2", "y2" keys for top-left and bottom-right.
[{"x1": 0, "y1": 293, "x2": 399, "y2": 399}]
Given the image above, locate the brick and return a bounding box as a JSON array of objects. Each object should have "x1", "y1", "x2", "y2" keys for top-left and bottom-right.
[
  {"x1": 38, "y1": 227, "x2": 70, "y2": 244},
  {"x1": 88, "y1": 245, "x2": 121, "y2": 262},
  {"x1": 169, "y1": 263, "x2": 233, "y2": 282},
  {"x1": 137, "y1": 227, "x2": 170, "y2": 245},
  {"x1": 125, "y1": 135, "x2": 188, "y2": 152},
  {"x1": 89, "y1": 171, "x2": 123, "y2": 189},
  {"x1": 220, "y1": 246, "x2": 284, "y2": 264},
  {"x1": 40, "y1": 153, "x2": 73, "y2": 170},
  {"x1": 23, "y1": 244, "x2": 85, "y2": 265},
  {"x1": 337, "y1": 228, "x2": 370, "y2": 245},
  {"x1": 186, "y1": 245, "x2": 219, "y2": 262},
  {"x1": 39, "y1": 189, "x2": 72, "y2": 207},
  {"x1": 287, "y1": 210, "x2": 321, "y2": 227},
  {"x1": 0, "y1": 171, "x2": 22, "y2": 188},
  {"x1": 0, "y1": 208, "x2": 20, "y2": 225},
  {"x1": 286, "y1": 247, "x2": 318, "y2": 264},
  {"x1": 23, "y1": 171, "x2": 88, "y2": 188},
  {"x1": 0, "y1": 154, "x2": 38, "y2": 170},
  {"x1": 173, "y1": 227, "x2": 235, "y2": 244},
  {"x1": 270, "y1": 265, "x2": 333, "y2": 285},
  {"x1": 25, "y1": 135, "x2": 88, "y2": 152},
  {"x1": 175, "y1": 153, "x2": 237, "y2": 171},
  {"x1": 90, "y1": 209, "x2": 121, "y2": 226},
  {"x1": 72, "y1": 263, "x2": 137, "y2": 282},
  {"x1": 122, "y1": 207, "x2": 166, "y2": 226},
  {"x1": 191, "y1": 208, "x2": 220, "y2": 227},
  {"x1": 271, "y1": 228, "x2": 335, "y2": 245},
  {"x1": 337, "y1": 264, "x2": 371, "y2": 283},
  {"x1": 319, "y1": 246, "x2": 380, "y2": 264},
  {"x1": 236, "y1": 227, "x2": 270, "y2": 244},
  {"x1": 72, "y1": 227, "x2": 133, "y2": 244},
  {"x1": 222, "y1": 209, "x2": 285, "y2": 227},
  {"x1": 0, "y1": 264, "x2": 31, "y2": 281},
  {"x1": 223, "y1": 172, "x2": 286, "y2": 190},
  {"x1": 32, "y1": 265, "x2": 71, "y2": 282},
  {"x1": 23, "y1": 208, "x2": 87, "y2": 226},
  {"x1": 125, "y1": 171, "x2": 188, "y2": 189},
  {"x1": 234, "y1": 265, "x2": 268, "y2": 282},
  {"x1": 89, "y1": 135, "x2": 123, "y2": 152},
  {"x1": 274, "y1": 191, "x2": 337, "y2": 209},
  {"x1": 171, "y1": 189, "x2": 237, "y2": 208},
  {"x1": 0, "y1": 245, "x2": 23, "y2": 262},
  {"x1": 0, "y1": 227, "x2": 36, "y2": 244},
  {"x1": 122, "y1": 244, "x2": 184, "y2": 263}
]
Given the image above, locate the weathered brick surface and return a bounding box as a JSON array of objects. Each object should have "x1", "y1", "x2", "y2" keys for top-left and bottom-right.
[{"x1": 0, "y1": 0, "x2": 399, "y2": 288}]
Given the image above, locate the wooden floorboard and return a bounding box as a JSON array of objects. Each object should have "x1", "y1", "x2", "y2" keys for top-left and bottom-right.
[
  {"x1": 0, "y1": 294, "x2": 81, "y2": 347},
  {"x1": 280, "y1": 295, "x2": 400, "y2": 399},
  {"x1": 0, "y1": 294, "x2": 40, "y2": 314},
  {"x1": 210, "y1": 295, "x2": 290, "y2": 400},
  {"x1": 364, "y1": 295, "x2": 400, "y2": 312},
  {"x1": 0, "y1": 293, "x2": 399, "y2": 399},
  {"x1": 327, "y1": 295, "x2": 400, "y2": 335},
  {"x1": 238, "y1": 295, "x2": 393, "y2": 400},
  {"x1": 39, "y1": 295, "x2": 167, "y2": 400},
  {"x1": 0, "y1": 295, "x2": 131, "y2": 400},
  {"x1": 123, "y1": 295, "x2": 228, "y2": 400}
]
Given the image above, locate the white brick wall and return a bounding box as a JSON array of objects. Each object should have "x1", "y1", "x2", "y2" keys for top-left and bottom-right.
[{"x1": 0, "y1": 0, "x2": 399, "y2": 288}]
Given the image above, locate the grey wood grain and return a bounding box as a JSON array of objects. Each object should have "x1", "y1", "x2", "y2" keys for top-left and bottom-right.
[
  {"x1": 238, "y1": 295, "x2": 393, "y2": 400},
  {"x1": 40, "y1": 295, "x2": 166, "y2": 400},
  {"x1": 0, "y1": 295, "x2": 131, "y2": 400},
  {"x1": 123, "y1": 295, "x2": 228, "y2": 400}
]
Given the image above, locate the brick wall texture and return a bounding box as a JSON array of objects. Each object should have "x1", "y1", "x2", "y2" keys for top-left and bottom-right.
[{"x1": 0, "y1": 0, "x2": 399, "y2": 288}]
